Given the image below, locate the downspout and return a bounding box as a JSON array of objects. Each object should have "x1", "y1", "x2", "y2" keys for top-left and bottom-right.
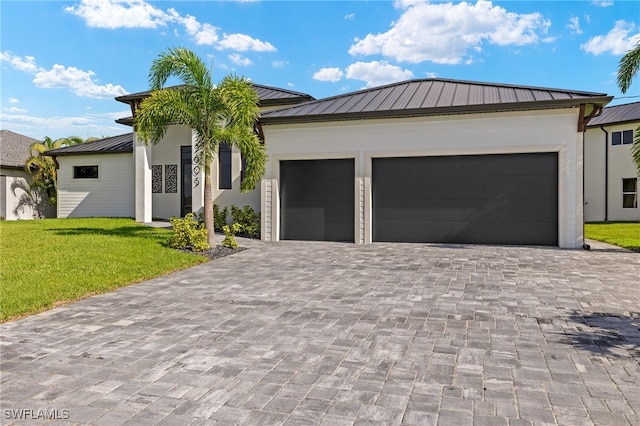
[{"x1": 600, "y1": 126, "x2": 608, "y2": 221}]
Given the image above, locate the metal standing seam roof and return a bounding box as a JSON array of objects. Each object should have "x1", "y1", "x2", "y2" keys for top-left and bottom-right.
[
  {"x1": 114, "y1": 83, "x2": 315, "y2": 127},
  {"x1": 0, "y1": 130, "x2": 39, "y2": 168},
  {"x1": 45, "y1": 133, "x2": 133, "y2": 156},
  {"x1": 115, "y1": 83, "x2": 315, "y2": 106},
  {"x1": 587, "y1": 101, "x2": 640, "y2": 127},
  {"x1": 260, "y1": 78, "x2": 613, "y2": 124}
]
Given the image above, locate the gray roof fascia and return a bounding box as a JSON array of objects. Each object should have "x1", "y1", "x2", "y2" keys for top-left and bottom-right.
[
  {"x1": 45, "y1": 133, "x2": 133, "y2": 157},
  {"x1": 115, "y1": 83, "x2": 314, "y2": 106},
  {"x1": 260, "y1": 96, "x2": 614, "y2": 126}
]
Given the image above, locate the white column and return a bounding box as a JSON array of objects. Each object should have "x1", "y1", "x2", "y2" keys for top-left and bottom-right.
[
  {"x1": 574, "y1": 132, "x2": 585, "y2": 248},
  {"x1": 134, "y1": 132, "x2": 152, "y2": 223},
  {"x1": 191, "y1": 130, "x2": 205, "y2": 215}
]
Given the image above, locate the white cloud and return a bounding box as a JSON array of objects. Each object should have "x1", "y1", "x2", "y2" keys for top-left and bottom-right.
[
  {"x1": 1, "y1": 52, "x2": 127, "y2": 98},
  {"x1": 218, "y1": 33, "x2": 276, "y2": 52},
  {"x1": 581, "y1": 20, "x2": 640, "y2": 55},
  {"x1": 349, "y1": 0, "x2": 551, "y2": 64},
  {"x1": 64, "y1": 0, "x2": 172, "y2": 29},
  {"x1": 425, "y1": 72, "x2": 438, "y2": 78},
  {"x1": 179, "y1": 14, "x2": 220, "y2": 45},
  {"x1": 4, "y1": 106, "x2": 28, "y2": 113},
  {"x1": 8, "y1": 98, "x2": 19, "y2": 104},
  {"x1": 567, "y1": 16, "x2": 582, "y2": 35},
  {"x1": 66, "y1": 0, "x2": 277, "y2": 53},
  {"x1": 313, "y1": 67, "x2": 345, "y2": 82},
  {"x1": 272, "y1": 60, "x2": 288, "y2": 68},
  {"x1": 345, "y1": 13, "x2": 355, "y2": 20},
  {"x1": 345, "y1": 61, "x2": 414, "y2": 88},
  {"x1": 592, "y1": 0, "x2": 613, "y2": 7},
  {"x1": 0, "y1": 110, "x2": 130, "y2": 139},
  {"x1": 34, "y1": 65, "x2": 128, "y2": 99},
  {"x1": 1, "y1": 51, "x2": 41, "y2": 73},
  {"x1": 228, "y1": 53, "x2": 253, "y2": 66}
]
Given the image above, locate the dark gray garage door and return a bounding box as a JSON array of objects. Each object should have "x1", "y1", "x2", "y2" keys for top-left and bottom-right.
[
  {"x1": 372, "y1": 153, "x2": 558, "y2": 245},
  {"x1": 280, "y1": 159, "x2": 354, "y2": 242}
]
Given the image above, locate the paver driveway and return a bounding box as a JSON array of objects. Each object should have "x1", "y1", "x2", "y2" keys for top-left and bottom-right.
[{"x1": 1, "y1": 240, "x2": 639, "y2": 425}]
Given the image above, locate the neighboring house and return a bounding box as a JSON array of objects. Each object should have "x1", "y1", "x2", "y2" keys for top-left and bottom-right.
[
  {"x1": 46, "y1": 133, "x2": 134, "y2": 219},
  {"x1": 0, "y1": 130, "x2": 53, "y2": 220},
  {"x1": 49, "y1": 78, "x2": 613, "y2": 249},
  {"x1": 584, "y1": 102, "x2": 640, "y2": 222},
  {"x1": 46, "y1": 84, "x2": 314, "y2": 220}
]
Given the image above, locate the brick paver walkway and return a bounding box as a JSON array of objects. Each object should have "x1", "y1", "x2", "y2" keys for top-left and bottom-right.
[{"x1": 1, "y1": 240, "x2": 639, "y2": 425}]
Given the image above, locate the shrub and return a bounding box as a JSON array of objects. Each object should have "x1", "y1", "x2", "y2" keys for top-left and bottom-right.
[
  {"x1": 230, "y1": 205, "x2": 260, "y2": 239},
  {"x1": 213, "y1": 204, "x2": 229, "y2": 231},
  {"x1": 167, "y1": 213, "x2": 210, "y2": 252},
  {"x1": 222, "y1": 223, "x2": 242, "y2": 249}
]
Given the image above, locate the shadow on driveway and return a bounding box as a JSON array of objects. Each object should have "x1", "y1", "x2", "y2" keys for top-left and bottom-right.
[{"x1": 562, "y1": 311, "x2": 640, "y2": 359}]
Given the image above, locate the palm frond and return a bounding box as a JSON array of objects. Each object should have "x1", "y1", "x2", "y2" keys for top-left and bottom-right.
[
  {"x1": 135, "y1": 88, "x2": 201, "y2": 144},
  {"x1": 149, "y1": 47, "x2": 213, "y2": 92},
  {"x1": 631, "y1": 125, "x2": 640, "y2": 178},
  {"x1": 617, "y1": 41, "x2": 640, "y2": 94}
]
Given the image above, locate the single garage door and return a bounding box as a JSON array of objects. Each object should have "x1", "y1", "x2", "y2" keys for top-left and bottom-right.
[
  {"x1": 372, "y1": 153, "x2": 558, "y2": 245},
  {"x1": 280, "y1": 159, "x2": 354, "y2": 241}
]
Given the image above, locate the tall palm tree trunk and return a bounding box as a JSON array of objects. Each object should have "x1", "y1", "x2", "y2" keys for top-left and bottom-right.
[{"x1": 203, "y1": 173, "x2": 215, "y2": 246}]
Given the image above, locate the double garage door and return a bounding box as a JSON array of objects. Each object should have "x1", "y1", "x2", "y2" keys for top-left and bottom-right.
[{"x1": 280, "y1": 153, "x2": 558, "y2": 245}]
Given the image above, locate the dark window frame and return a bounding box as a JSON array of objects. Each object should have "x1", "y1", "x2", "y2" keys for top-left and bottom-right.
[
  {"x1": 622, "y1": 178, "x2": 638, "y2": 209},
  {"x1": 73, "y1": 165, "x2": 99, "y2": 179},
  {"x1": 612, "y1": 130, "x2": 634, "y2": 146},
  {"x1": 219, "y1": 143, "x2": 232, "y2": 190}
]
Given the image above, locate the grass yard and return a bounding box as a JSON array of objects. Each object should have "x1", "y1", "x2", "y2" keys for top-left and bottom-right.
[
  {"x1": 585, "y1": 221, "x2": 640, "y2": 252},
  {"x1": 0, "y1": 218, "x2": 207, "y2": 322}
]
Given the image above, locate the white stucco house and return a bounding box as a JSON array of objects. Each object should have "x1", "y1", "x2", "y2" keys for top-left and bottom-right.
[
  {"x1": 584, "y1": 101, "x2": 639, "y2": 222},
  {"x1": 46, "y1": 84, "x2": 314, "y2": 221},
  {"x1": 47, "y1": 78, "x2": 614, "y2": 248},
  {"x1": 0, "y1": 130, "x2": 53, "y2": 220}
]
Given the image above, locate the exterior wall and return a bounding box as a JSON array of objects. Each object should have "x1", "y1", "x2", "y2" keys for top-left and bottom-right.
[
  {"x1": 149, "y1": 125, "x2": 192, "y2": 220},
  {"x1": 57, "y1": 154, "x2": 134, "y2": 218},
  {"x1": 0, "y1": 168, "x2": 52, "y2": 220},
  {"x1": 261, "y1": 108, "x2": 585, "y2": 248},
  {"x1": 584, "y1": 127, "x2": 607, "y2": 221},
  {"x1": 209, "y1": 146, "x2": 261, "y2": 214},
  {"x1": 584, "y1": 124, "x2": 640, "y2": 222}
]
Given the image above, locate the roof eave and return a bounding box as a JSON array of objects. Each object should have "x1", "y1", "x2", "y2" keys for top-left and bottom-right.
[
  {"x1": 260, "y1": 97, "x2": 614, "y2": 126},
  {"x1": 587, "y1": 118, "x2": 640, "y2": 128},
  {"x1": 44, "y1": 149, "x2": 132, "y2": 157}
]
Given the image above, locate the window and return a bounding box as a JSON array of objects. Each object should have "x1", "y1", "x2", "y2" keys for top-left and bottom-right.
[
  {"x1": 73, "y1": 165, "x2": 98, "y2": 179},
  {"x1": 219, "y1": 143, "x2": 232, "y2": 189},
  {"x1": 623, "y1": 178, "x2": 638, "y2": 209},
  {"x1": 612, "y1": 130, "x2": 634, "y2": 145},
  {"x1": 241, "y1": 153, "x2": 247, "y2": 185}
]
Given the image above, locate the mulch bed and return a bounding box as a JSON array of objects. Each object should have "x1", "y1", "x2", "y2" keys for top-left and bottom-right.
[{"x1": 179, "y1": 245, "x2": 247, "y2": 261}]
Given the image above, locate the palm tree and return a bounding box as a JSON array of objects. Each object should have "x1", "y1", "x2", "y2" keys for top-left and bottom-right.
[
  {"x1": 616, "y1": 41, "x2": 640, "y2": 176},
  {"x1": 25, "y1": 136, "x2": 65, "y2": 206},
  {"x1": 135, "y1": 47, "x2": 266, "y2": 246}
]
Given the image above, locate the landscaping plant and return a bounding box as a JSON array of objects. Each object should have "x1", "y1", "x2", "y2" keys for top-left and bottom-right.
[{"x1": 167, "y1": 213, "x2": 210, "y2": 252}]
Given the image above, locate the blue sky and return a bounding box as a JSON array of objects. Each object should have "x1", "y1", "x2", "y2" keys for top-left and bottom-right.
[{"x1": 1, "y1": 0, "x2": 639, "y2": 140}]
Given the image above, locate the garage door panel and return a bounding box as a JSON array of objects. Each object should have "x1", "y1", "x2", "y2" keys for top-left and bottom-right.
[
  {"x1": 379, "y1": 219, "x2": 557, "y2": 244},
  {"x1": 373, "y1": 153, "x2": 558, "y2": 245},
  {"x1": 280, "y1": 159, "x2": 354, "y2": 242},
  {"x1": 375, "y1": 175, "x2": 555, "y2": 200},
  {"x1": 376, "y1": 197, "x2": 557, "y2": 223}
]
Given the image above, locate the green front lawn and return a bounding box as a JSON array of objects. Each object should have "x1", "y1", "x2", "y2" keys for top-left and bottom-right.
[
  {"x1": 0, "y1": 218, "x2": 207, "y2": 322},
  {"x1": 585, "y1": 221, "x2": 640, "y2": 252}
]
